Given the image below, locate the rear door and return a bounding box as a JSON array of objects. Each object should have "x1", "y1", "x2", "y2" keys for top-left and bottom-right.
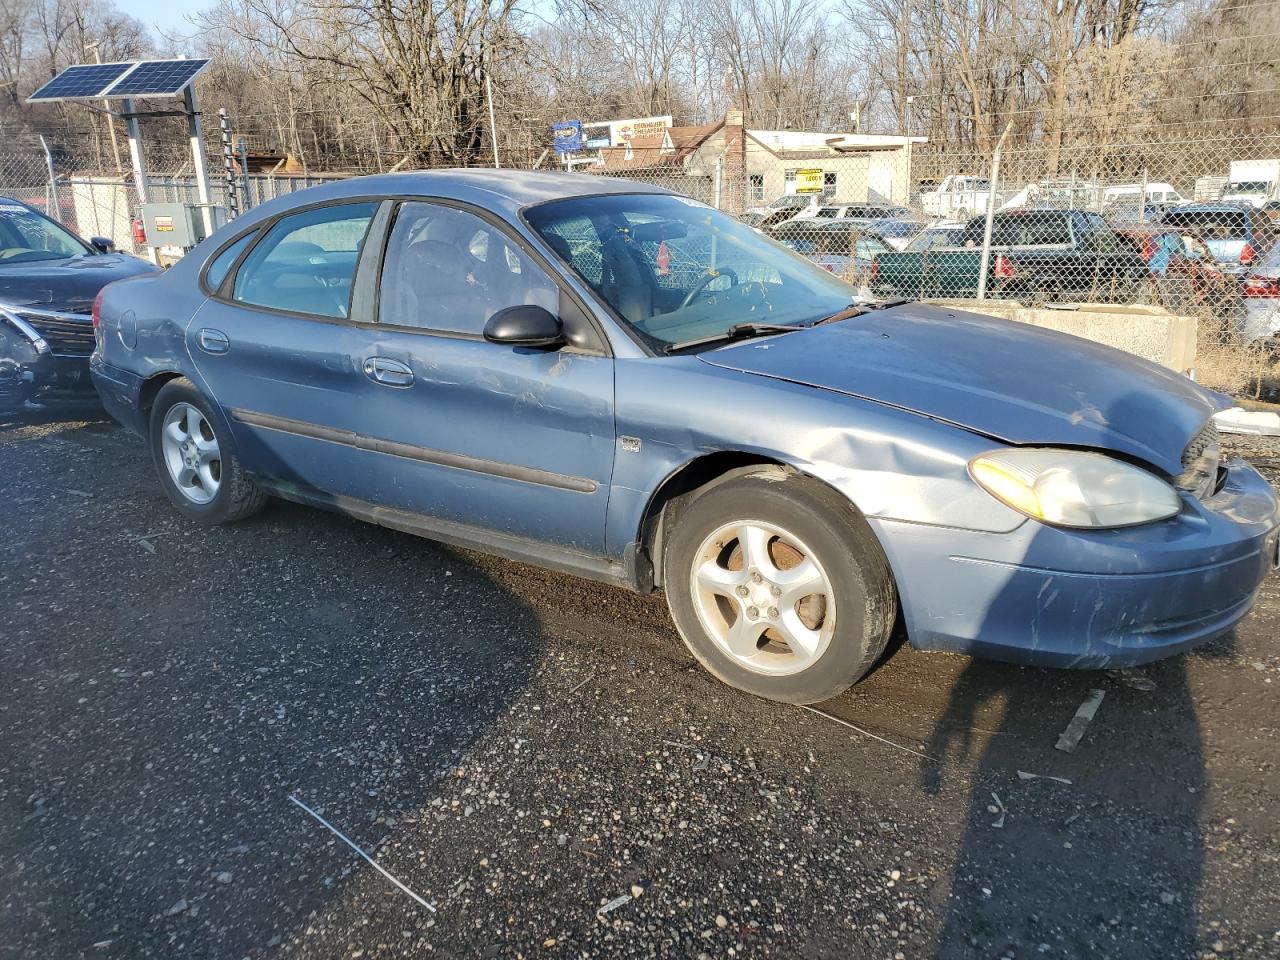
[{"x1": 189, "y1": 199, "x2": 390, "y2": 502}]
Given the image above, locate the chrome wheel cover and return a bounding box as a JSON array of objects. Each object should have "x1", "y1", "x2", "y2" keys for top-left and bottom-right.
[
  {"x1": 689, "y1": 520, "x2": 835, "y2": 676},
  {"x1": 161, "y1": 402, "x2": 222, "y2": 505}
]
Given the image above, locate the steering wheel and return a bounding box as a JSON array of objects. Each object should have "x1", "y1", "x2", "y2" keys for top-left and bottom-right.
[{"x1": 679, "y1": 268, "x2": 739, "y2": 310}]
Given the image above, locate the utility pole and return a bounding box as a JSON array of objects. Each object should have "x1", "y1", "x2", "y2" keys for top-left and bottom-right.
[
  {"x1": 87, "y1": 41, "x2": 124, "y2": 173},
  {"x1": 219, "y1": 109, "x2": 239, "y2": 217},
  {"x1": 485, "y1": 71, "x2": 501, "y2": 168}
]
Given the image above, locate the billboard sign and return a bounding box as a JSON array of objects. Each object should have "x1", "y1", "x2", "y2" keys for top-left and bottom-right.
[
  {"x1": 552, "y1": 120, "x2": 583, "y2": 153},
  {"x1": 609, "y1": 115, "x2": 672, "y2": 146}
]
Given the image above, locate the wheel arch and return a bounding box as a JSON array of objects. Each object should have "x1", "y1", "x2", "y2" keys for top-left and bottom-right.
[
  {"x1": 639, "y1": 450, "x2": 881, "y2": 589},
  {"x1": 138, "y1": 370, "x2": 186, "y2": 421}
]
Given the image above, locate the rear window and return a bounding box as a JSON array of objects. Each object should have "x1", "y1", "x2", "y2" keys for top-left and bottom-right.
[
  {"x1": 1160, "y1": 210, "x2": 1248, "y2": 239},
  {"x1": 966, "y1": 214, "x2": 1073, "y2": 247}
]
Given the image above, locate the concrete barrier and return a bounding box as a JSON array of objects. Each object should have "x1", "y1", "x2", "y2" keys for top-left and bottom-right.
[{"x1": 925, "y1": 300, "x2": 1197, "y2": 374}]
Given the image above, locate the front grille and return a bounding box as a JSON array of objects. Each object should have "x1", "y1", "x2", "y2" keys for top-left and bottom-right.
[
  {"x1": 1174, "y1": 419, "x2": 1221, "y2": 500},
  {"x1": 18, "y1": 310, "x2": 94, "y2": 356}
]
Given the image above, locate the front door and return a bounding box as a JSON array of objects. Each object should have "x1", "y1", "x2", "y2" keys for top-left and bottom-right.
[{"x1": 349, "y1": 200, "x2": 616, "y2": 555}]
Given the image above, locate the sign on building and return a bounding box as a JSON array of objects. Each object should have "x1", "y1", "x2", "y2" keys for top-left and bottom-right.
[
  {"x1": 795, "y1": 168, "x2": 825, "y2": 194},
  {"x1": 609, "y1": 116, "x2": 672, "y2": 146},
  {"x1": 552, "y1": 120, "x2": 583, "y2": 154}
]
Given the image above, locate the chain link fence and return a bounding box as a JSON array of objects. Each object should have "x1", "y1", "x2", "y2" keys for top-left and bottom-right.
[{"x1": 0, "y1": 124, "x2": 1276, "y2": 398}]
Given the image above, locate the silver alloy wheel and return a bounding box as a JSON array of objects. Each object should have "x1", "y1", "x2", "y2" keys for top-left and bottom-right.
[
  {"x1": 689, "y1": 520, "x2": 836, "y2": 676},
  {"x1": 160, "y1": 402, "x2": 222, "y2": 505}
]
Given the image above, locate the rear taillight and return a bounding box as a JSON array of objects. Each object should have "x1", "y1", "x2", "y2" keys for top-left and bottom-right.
[
  {"x1": 131, "y1": 218, "x2": 146, "y2": 247},
  {"x1": 993, "y1": 254, "x2": 1015, "y2": 279},
  {"x1": 1241, "y1": 243, "x2": 1256, "y2": 265},
  {"x1": 1243, "y1": 274, "x2": 1280, "y2": 298},
  {"x1": 1140, "y1": 238, "x2": 1156, "y2": 262},
  {"x1": 91, "y1": 289, "x2": 105, "y2": 329},
  {"x1": 869, "y1": 256, "x2": 879, "y2": 282}
]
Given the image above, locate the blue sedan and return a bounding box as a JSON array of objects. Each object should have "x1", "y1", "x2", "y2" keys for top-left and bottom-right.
[{"x1": 90, "y1": 171, "x2": 1278, "y2": 703}]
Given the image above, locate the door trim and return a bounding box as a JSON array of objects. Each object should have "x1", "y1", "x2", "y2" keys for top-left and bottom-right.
[{"x1": 230, "y1": 407, "x2": 600, "y2": 493}]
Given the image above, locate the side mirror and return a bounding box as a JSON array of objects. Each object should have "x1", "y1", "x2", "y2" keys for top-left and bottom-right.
[
  {"x1": 483, "y1": 304, "x2": 565, "y2": 348},
  {"x1": 90, "y1": 236, "x2": 115, "y2": 253}
]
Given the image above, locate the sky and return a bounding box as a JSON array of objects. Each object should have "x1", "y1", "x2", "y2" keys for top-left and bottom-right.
[{"x1": 115, "y1": 0, "x2": 211, "y2": 42}]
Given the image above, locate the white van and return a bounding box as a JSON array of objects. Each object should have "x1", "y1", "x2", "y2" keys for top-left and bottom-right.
[{"x1": 1102, "y1": 182, "x2": 1185, "y2": 205}]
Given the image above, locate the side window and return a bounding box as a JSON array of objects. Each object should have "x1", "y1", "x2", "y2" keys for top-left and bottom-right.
[
  {"x1": 205, "y1": 231, "x2": 257, "y2": 291},
  {"x1": 232, "y1": 202, "x2": 376, "y2": 319},
  {"x1": 537, "y1": 213, "x2": 602, "y2": 285},
  {"x1": 379, "y1": 201, "x2": 559, "y2": 335}
]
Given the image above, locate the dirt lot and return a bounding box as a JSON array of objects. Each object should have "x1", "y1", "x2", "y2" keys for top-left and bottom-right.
[{"x1": 2, "y1": 411, "x2": 1279, "y2": 960}]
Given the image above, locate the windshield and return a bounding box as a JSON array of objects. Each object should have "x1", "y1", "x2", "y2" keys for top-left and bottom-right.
[
  {"x1": 525, "y1": 193, "x2": 857, "y2": 350},
  {"x1": 0, "y1": 202, "x2": 90, "y2": 263}
]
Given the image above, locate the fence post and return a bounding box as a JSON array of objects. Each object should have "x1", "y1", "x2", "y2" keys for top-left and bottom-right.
[
  {"x1": 713, "y1": 157, "x2": 723, "y2": 210},
  {"x1": 38, "y1": 135, "x2": 60, "y2": 224},
  {"x1": 219, "y1": 109, "x2": 239, "y2": 217},
  {"x1": 238, "y1": 138, "x2": 251, "y2": 209},
  {"x1": 1139, "y1": 166, "x2": 1148, "y2": 222},
  {"x1": 976, "y1": 122, "x2": 1013, "y2": 302}
]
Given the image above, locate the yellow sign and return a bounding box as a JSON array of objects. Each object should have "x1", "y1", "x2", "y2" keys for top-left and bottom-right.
[{"x1": 795, "y1": 169, "x2": 824, "y2": 194}]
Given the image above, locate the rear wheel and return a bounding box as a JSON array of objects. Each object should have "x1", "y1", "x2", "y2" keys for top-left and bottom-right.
[
  {"x1": 664, "y1": 471, "x2": 897, "y2": 703},
  {"x1": 149, "y1": 377, "x2": 266, "y2": 523}
]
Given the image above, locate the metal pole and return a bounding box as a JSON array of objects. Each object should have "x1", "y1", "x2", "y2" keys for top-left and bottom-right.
[
  {"x1": 89, "y1": 43, "x2": 124, "y2": 173},
  {"x1": 485, "y1": 71, "x2": 500, "y2": 169},
  {"x1": 122, "y1": 99, "x2": 149, "y2": 205},
  {"x1": 976, "y1": 122, "x2": 1013, "y2": 302},
  {"x1": 713, "y1": 157, "x2": 723, "y2": 210},
  {"x1": 238, "y1": 138, "x2": 251, "y2": 210},
  {"x1": 184, "y1": 86, "x2": 215, "y2": 238},
  {"x1": 1139, "y1": 166, "x2": 1149, "y2": 222},
  {"x1": 38, "y1": 135, "x2": 60, "y2": 224},
  {"x1": 219, "y1": 108, "x2": 239, "y2": 217}
]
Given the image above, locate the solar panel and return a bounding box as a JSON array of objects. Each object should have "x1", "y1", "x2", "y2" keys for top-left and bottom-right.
[
  {"x1": 102, "y1": 59, "x2": 210, "y2": 98},
  {"x1": 28, "y1": 63, "x2": 133, "y2": 101}
]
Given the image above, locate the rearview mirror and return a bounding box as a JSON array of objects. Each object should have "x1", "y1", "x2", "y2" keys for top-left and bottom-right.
[
  {"x1": 631, "y1": 220, "x2": 688, "y2": 242},
  {"x1": 90, "y1": 236, "x2": 115, "y2": 253},
  {"x1": 483, "y1": 304, "x2": 565, "y2": 348}
]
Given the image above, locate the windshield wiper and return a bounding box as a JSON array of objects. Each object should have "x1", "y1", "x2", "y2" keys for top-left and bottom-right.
[
  {"x1": 663, "y1": 322, "x2": 805, "y2": 354},
  {"x1": 812, "y1": 298, "x2": 915, "y2": 326}
]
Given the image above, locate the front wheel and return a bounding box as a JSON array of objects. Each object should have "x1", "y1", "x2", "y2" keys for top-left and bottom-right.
[
  {"x1": 664, "y1": 471, "x2": 897, "y2": 703},
  {"x1": 149, "y1": 377, "x2": 267, "y2": 524}
]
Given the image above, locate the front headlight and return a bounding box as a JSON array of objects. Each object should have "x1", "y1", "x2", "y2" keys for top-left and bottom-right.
[{"x1": 969, "y1": 448, "x2": 1182, "y2": 529}]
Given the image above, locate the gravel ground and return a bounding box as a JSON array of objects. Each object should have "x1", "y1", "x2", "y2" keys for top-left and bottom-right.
[{"x1": 2, "y1": 411, "x2": 1279, "y2": 960}]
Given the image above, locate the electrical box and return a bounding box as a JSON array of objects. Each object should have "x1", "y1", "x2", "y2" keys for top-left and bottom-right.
[{"x1": 139, "y1": 203, "x2": 228, "y2": 248}]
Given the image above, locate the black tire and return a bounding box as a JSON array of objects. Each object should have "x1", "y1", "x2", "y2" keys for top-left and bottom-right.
[
  {"x1": 148, "y1": 377, "x2": 266, "y2": 524},
  {"x1": 663, "y1": 470, "x2": 897, "y2": 704}
]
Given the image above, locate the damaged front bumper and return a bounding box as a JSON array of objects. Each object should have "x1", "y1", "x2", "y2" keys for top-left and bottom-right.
[
  {"x1": 0, "y1": 308, "x2": 98, "y2": 414},
  {"x1": 875, "y1": 457, "x2": 1279, "y2": 668}
]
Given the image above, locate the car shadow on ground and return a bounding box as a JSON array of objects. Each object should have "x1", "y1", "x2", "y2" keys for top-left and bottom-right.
[
  {"x1": 917, "y1": 388, "x2": 1225, "y2": 958},
  {"x1": 0, "y1": 422, "x2": 541, "y2": 957}
]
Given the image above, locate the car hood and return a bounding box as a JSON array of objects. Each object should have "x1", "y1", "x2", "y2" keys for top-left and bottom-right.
[
  {"x1": 697, "y1": 303, "x2": 1228, "y2": 477},
  {"x1": 0, "y1": 254, "x2": 156, "y2": 315}
]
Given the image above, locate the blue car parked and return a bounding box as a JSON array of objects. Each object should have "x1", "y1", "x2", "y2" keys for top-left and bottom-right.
[{"x1": 91, "y1": 171, "x2": 1278, "y2": 703}]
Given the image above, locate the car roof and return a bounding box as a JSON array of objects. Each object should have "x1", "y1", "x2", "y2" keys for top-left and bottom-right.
[
  {"x1": 1169, "y1": 202, "x2": 1253, "y2": 212},
  {"x1": 229, "y1": 169, "x2": 674, "y2": 229}
]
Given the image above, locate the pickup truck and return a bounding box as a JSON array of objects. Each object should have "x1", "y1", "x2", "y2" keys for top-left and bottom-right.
[
  {"x1": 869, "y1": 209, "x2": 1150, "y2": 303},
  {"x1": 919, "y1": 175, "x2": 992, "y2": 218}
]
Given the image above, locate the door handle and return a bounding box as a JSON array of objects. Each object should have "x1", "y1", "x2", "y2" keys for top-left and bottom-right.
[
  {"x1": 363, "y1": 357, "x2": 414, "y2": 387},
  {"x1": 198, "y1": 328, "x2": 230, "y2": 354}
]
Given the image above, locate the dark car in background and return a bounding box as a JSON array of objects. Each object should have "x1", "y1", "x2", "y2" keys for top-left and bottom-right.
[
  {"x1": 869, "y1": 209, "x2": 1149, "y2": 303},
  {"x1": 0, "y1": 197, "x2": 157, "y2": 415}
]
